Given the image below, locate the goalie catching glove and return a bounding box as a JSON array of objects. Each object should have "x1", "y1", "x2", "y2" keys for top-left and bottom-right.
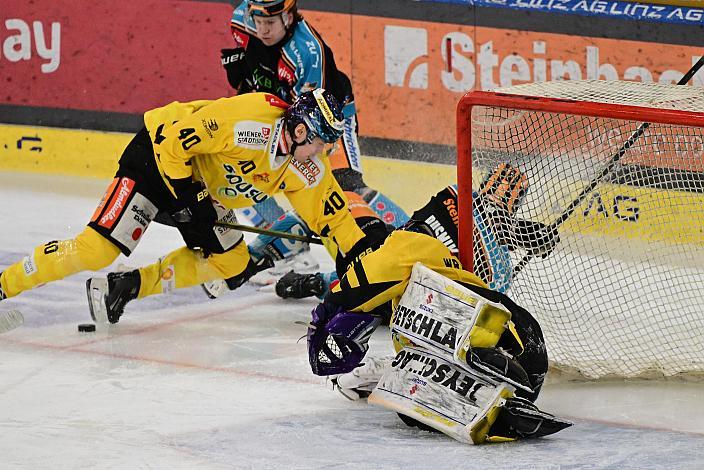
[
  {"x1": 511, "y1": 219, "x2": 560, "y2": 258},
  {"x1": 478, "y1": 163, "x2": 559, "y2": 258}
]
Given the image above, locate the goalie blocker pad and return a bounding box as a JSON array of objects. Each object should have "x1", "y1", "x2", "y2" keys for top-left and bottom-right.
[{"x1": 391, "y1": 263, "x2": 531, "y2": 393}]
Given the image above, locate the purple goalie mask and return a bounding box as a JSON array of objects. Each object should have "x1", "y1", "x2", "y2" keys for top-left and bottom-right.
[{"x1": 308, "y1": 303, "x2": 381, "y2": 376}]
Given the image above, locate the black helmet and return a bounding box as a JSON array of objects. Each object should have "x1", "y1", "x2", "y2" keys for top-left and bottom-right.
[{"x1": 285, "y1": 89, "x2": 345, "y2": 145}]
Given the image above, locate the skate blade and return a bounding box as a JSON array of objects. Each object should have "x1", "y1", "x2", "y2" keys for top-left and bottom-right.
[
  {"x1": 268, "y1": 252, "x2": 320, "y2": 275},
  {"x1": 86, "y1": 278, "x2": 109, "y2": 324},
  {"x1": 0, "y1": 310, "x2": 24, "y2": 334},
  {"x1": 201, "y1": 279, "x2": 227, "y2": 299}
]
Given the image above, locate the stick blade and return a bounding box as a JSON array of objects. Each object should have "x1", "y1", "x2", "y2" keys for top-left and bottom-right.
[{"x1": 0, "y1": 310, "x2": 24, "y2": 334}]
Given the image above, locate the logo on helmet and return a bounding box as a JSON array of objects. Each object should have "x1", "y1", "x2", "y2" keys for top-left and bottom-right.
[{"x1": 313, "y1": 88, "x2": 343, "y2": 131}]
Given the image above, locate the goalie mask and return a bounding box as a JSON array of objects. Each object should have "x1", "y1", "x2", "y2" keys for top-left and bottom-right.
[
  {"x1": 307, "y1": 302, "x2": 381, "y2": 376},
  {"x1": 478, "y1": 163, "x2": 529, "y2": 215}
]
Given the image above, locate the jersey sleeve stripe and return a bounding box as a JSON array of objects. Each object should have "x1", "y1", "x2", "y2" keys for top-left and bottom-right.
[
  {"x1": 304, "y1": 24, "x2": 327, "y2": 88},
  {"x1": 280, "y1": 52, "x2": 297, "y2": 77},
  {"x1": 353, "y1": 262, "x2": 369, "y2": 286}
]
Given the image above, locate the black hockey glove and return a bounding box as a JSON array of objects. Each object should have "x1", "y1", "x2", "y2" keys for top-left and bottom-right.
[
  {"x1": 220, "y1": 48, "x2": 247, "y2": 90},
  {"x1": 170, "y1": 178, "x2": 219, "y2": 252},
  {"x1": 512, "y1": 219, "x2": 560, "y2": 259}
]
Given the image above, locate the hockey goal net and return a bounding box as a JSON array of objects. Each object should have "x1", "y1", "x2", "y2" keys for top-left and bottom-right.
[{"x1": 456, "y1": 80, "x2": 704, "y2": 379}]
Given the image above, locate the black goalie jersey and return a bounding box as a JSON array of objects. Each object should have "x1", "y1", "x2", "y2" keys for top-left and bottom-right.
[{"x1": 403, "y1": 185, "x2": 513, "y2": 293}]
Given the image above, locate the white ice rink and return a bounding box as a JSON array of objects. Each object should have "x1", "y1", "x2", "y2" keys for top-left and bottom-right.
[{"x1": 0, "y1": 173, "x2": 703, "y2": 469}]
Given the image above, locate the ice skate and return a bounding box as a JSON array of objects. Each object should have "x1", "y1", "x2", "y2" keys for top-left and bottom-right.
[
  {"x1": 86, "y1": 270, "x2": 141, "y2": 324},
  {"x1": 333, "y1": 355, "x2": 393, "y2": 401},
  {"x1": 275, "y1": 271, "x2": 326, "y2": 299}
]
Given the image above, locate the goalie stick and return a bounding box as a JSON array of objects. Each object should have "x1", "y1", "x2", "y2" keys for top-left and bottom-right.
[
  {"x1": 215, "y1": 220, "x2": 323, "y2": 245},
  {"x1": 0, "y1": 310, "x2": 24, "y2": 334},
  {"x1": 513, "y1": 54, "x2": 704, "y2": 277}
]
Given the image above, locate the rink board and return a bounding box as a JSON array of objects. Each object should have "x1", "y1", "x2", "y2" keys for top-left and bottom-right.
[
  {"x1": 2, "y1": 123, "x2": 702, "y2": 246},
  {"x1": 0, "y1": 123, "x2": 456, "y2": 214}
]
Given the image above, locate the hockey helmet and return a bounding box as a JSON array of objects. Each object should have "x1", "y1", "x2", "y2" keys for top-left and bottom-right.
[
  {"x1": 478, "y1": 163, "x2": 529, "y2": 215},
  {"x1": 248, "y1": 0, "x2": 296, "y2": 17},
  {"x1": 285, "y1": 88, "x2": 345, "y2": 145}
]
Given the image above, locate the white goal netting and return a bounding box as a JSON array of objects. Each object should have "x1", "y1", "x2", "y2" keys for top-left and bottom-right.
[{"x1": 460, "y1": 79, "x2": 704, "y2": 379}]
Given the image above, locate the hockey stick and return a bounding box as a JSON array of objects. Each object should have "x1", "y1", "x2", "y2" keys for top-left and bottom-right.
[
  {"x1": 214, "y1": 220, "x2": 324, "y2": 245},
  {"x1": 513, "y1": 55, "x2": 704, "y2": 277},
  {"x1": 0, "y1": 310, "x2": 24, "y2": 334}
]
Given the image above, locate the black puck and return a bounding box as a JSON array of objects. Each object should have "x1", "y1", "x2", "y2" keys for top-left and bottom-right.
[{"x1": 77, "y1": 323, "x2": 96, "y2": 333}]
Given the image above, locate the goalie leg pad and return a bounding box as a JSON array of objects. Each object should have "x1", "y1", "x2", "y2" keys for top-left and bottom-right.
[{"x1": 368, "y1": 346, "x2": 513, "y2": 445}]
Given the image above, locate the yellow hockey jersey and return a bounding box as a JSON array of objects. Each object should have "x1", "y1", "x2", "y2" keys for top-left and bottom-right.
[{"x1": 143, "y1": 92, "x2": 364, "y2": 254}]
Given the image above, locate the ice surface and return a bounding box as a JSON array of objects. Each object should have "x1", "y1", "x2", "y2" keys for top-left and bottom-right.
[{"x1": 0, "y1": 173, "x2": 702, "y2": 469}]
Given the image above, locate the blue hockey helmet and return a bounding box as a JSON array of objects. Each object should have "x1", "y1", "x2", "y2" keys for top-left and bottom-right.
[
  {"x1": 285, "y1": 88, "x2": 345, "y2": 145},
  {"x1": 248, "y1": 0, "x2": 296, "y2": 17}
]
